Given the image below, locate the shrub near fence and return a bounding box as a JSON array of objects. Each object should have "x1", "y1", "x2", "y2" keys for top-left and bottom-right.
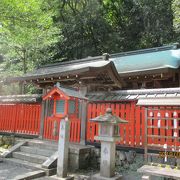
[{"x1": 0, "y1": 103, "x2": 41, "y2": 135}]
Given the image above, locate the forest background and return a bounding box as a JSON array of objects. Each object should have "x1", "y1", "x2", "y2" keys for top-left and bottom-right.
[{"x1": 0, "y1": 0, "x2": 179, "y2": 94}]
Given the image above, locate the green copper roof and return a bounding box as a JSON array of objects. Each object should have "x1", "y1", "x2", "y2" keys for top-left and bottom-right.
[
  {"x1": 111, "y1": 48, "x2": 180, "y2": 75},
  {"x1": 5, "y1": 44, "x2": 180, "y2": 84}
]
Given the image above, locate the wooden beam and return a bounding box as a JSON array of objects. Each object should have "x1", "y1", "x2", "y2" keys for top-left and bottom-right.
[{"x1": 153, "y1": 80, "x2": 162, "y2": 88}]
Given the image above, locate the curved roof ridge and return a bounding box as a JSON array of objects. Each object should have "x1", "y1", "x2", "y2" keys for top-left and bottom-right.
[
  {"x1": 111, "y1": 43, "x2": 178, "y2": 58},
  {"x1": 39, "y1": 56, "x2": 103, "y2": 69}
]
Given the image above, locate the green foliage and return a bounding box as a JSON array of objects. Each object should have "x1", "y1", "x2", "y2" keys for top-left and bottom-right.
[
  {"x1": 139, "y1": 0, "x2": 174, "y2": 47},
  {"x1": 54, "y1": 0, "x2": 176, "y2": 60},
  {"x1": 55, "y1": 0, "x2": 114, "y2": 59},
  {"x1": 102, "y1": 0, "x2": 144, "y2": 51},
  {"x1": 172, "y1": 0, "x2": 180, "y2": 32},
  {"x1": 0, "y1": 0, "x2": 179, "y2": 94},
  {"x1": 0, "y1": 0, "x2": 61, "y2": 77},
  {"x1": 172, "y1": 0, "x2": 180, "y2": 43}
]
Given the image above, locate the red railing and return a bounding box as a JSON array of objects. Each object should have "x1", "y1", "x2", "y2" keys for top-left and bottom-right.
[
  {"x1": 43, "y1": 116, "x2": 81, "y2": 143},
  {"x1": 147, "y1": 107, "x2": 180, "y2": 148},
  {"x1": 0, "y1": 104, "x2": 41, "y2": 135},
  {"x1": 87, "y1": 101, "x2": 145, "y2": 147},
  {"x1": 0, "y1": 101, "x2": 179, "y2": 149},
  {"x1": 87, "y1": 102, "x2": 180, "y2": 149}
]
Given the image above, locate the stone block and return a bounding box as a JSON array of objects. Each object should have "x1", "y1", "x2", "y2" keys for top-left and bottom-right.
[
  {"x1": 118, "y1": 151, "x2": 126, "y2": 161},
  {"x1": 43, "y1": 144, "x2": 92, "y2": 171},
  {"x1": 166, "y1": 157, "x2": 176, "y2": 166},
  {"x1": 68, "y1": 144, "x2": 92, "y2": 170},
  {"x1": 2, "y1": 141, "x2": 27, "y2": 158},
  {"x1": 91, "y1": 173, "x2": 122, "y2": 180},
  {"x1": 125, "y1": 152, "x2": 134, "y2": 164},
  {"x1": 14, "y1": 170, "x2": 45, "y2": 180},
  {"x1": 93, "y1": 148, "x2": 101, "y2": 158},
  {"x1": 49, "y1": 175, "x2": 74, "y2": 180},
  {"x1": 177, "y1": 158, "x2": 180, "y2": 167},
  {"x1": 151, "y1": 155, "x2": 163, "y2": 164},
  {"x1": 142, "y1": 175, "x2": 151, "y2": 180},
  {"x1": 42, "y1": 151, "x2": 58, "y2": 169}
]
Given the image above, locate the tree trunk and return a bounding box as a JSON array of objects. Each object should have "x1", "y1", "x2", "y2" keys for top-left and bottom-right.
[{"x1": 20, "y1": 49, "x2": 27, "y2": 94}]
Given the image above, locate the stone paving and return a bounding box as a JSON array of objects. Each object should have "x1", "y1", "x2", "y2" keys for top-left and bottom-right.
[
  {"x1": 0, "y1": 161, "x2": 161, "y2": 180},
  {"x1": 0, "y1": 160, "x2": 35, "y2": 180}
]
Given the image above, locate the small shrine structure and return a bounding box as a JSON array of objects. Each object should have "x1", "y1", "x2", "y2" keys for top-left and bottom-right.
[{"x1": 41, "y1": 83, "x2": 87, "y2": 143}]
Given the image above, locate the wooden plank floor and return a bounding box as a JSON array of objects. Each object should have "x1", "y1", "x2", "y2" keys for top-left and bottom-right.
[{"x1": 137, "y1": 165, "x2": 180, "y2": 179}]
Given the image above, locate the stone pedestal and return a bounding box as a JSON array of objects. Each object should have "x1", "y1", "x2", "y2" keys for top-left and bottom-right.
[
  {"x1": 92, "y1": 137, "x2": 121, "y2": 180},
  {"x1": 95, "y1": 136, "x2": 120, "y2": 178},
  {"x1": 100, "y1": 142, "x2": 115, "y2": 177},
  {"x1": 142, "y1": 175, "x2": 151, "y2": 180},
  {"x1": 57, "y1": 119, "x2": 74, "y2": 180}
]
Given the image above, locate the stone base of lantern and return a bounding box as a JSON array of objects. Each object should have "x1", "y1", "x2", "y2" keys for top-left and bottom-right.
[
  {"x1": 91, "y1": 173, "x2": 123, "y2": 180},
  {"x1": 51, "y1": 175, "x2": 74, "y2": 180}
]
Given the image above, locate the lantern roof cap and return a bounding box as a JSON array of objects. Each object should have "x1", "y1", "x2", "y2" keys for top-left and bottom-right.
[{"x1": 90, "y1": 108, "x2": 128, "y2": 124}]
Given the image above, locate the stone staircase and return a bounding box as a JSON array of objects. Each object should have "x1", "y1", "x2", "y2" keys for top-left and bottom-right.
[
  {"x1": 3, "y1": 139, "x2": 92, "y2": 178},
  {"x1": 5, "y1": 140, "x2": 58, "y2": 174}
]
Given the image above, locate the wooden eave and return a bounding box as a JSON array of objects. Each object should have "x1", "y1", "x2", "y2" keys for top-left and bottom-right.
[
  {"x1": 6, "y1": 61, "x2": 123, "y2": 89},
  {"x1": 43, "y1": 87, "x2": 70, "y2": 100},
  {"x1": 118, "y1": 67, "x2": 177, "y2": 77}
]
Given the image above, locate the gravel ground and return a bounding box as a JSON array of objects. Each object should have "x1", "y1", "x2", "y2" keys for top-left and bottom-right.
[
  {"x1": 116, "y1": 153, "x2": 163, "y2": 180},
  {"x1": 0, "y1": 160, "x2": 35, "y2": 180}
]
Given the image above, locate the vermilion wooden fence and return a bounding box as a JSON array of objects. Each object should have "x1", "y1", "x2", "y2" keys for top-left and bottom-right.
[
  {"x1": 146, "y1": 107, "x2": 180, "y2": 149},
  {"x1": 86, "y1": 101, "x2": 145, "y2": 147},
  {"x1": 0, "y1": 101, "x2": 179, "y2": 149},
  {"x1": 0, "y1": 104, "x2": 41, "y2": 135},
  {"x1": 43, "y1": 117, "x2": 81, "y2": 143},
  {"x1": 87, "y1": 102, "x2": 180, "y2": 149}
]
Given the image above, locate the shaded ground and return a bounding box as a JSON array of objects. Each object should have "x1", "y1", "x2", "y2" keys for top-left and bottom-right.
[
  {"x1": 0, "y1": 160, "x2": 35, "y2": 180},
  {"x1": 36, "y1": 154, "x2": 157, "y2": 180},
  {"x1": 0, "y1": 159, "x2": 162, "y2": 180}
]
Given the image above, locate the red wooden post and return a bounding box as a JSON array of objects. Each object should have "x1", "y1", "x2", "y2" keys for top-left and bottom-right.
[
  {"x1": 141, "y1": 107, "x2": 145, "y2": 146},
  {"x1": 86, "y1": 103, "x2": 91, "y2": 141},
  {"x1": 91, "y1": 103, "x2": 97, "y2": 141},
  {"x1": 120, "y1": 103, "x2": 125, "y2": 145},
  {"x1": 148, "y1": 108, "x2": 153, "y2": 145},
  {"x1": 37, "y1": 105, "x2": 41, "y2": 134},
  {"x1": 167, "y1": 109, "x2": 173, "y2": 146},
  {"x1": 125, "y1": 103, "x2": 130, "y2": 145},
  {"x1": 130, "y1": 102, "x2": 135, "y2": 147},
  {"x1": 160, "y1": 108, "x2": 165, "y2": 145},
  {"x1": 153, "y1": 107, "x2": 159, "y2": 145},
  {"x1": 135, "y1": 106, "x2": 141, "y2": 146}
]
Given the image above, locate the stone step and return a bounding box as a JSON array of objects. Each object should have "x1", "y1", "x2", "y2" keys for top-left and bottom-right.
[
  {"x1": 12, "y1": 152, "x2": 48, "y2": 164},
  {"x1": 28, "y1": 141, "x2": 58, "y2": 151},
  {"x1": 5, "y1": 158, "x2": 57, "y2": 176},
  {"x1": 6, "y1": 157, "x2": 42, "y2": 170},
  {"x1": 15, "y1": 170, "x2": 45, "y2": 180},
  {"x1": 20, "y1": 146, "x2": 55, "y2": 157}
]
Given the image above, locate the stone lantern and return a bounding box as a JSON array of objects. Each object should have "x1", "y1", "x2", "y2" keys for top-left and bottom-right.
[{"x1": 91, "y1": 108, "x2": 128, "y2": 180}]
